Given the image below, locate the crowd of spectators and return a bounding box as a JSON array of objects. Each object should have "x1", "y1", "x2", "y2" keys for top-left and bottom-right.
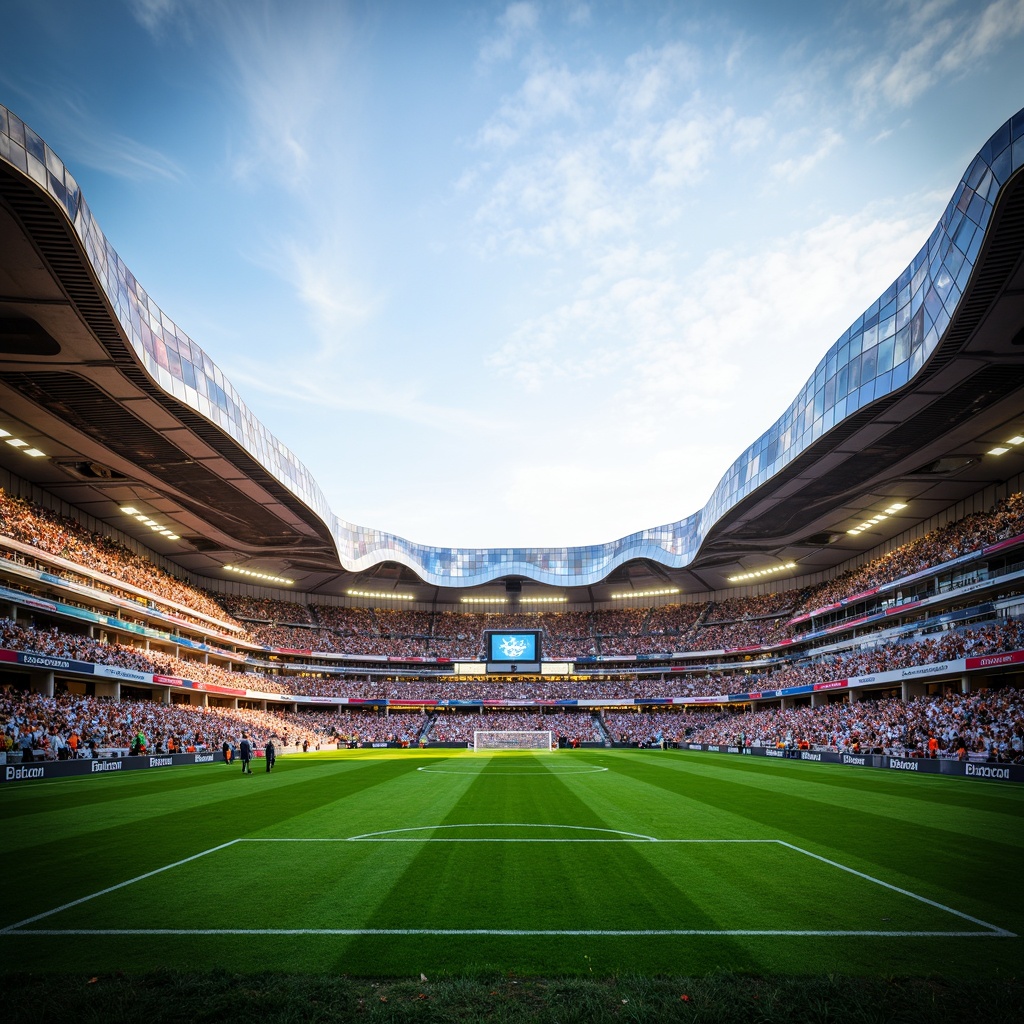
[
  {"x1": 426, "y1": 710, "x2": 602, "y2": 744},
  {"x1": 3, "y1": 614, "x2": 1024, "y2": 704},
  {"x1": 4, "y1": 682, "x2": 1020, "y2": 766},
  {"x1": 5, "y1": 486, "x2": 1024, "y2": 680},
  {"x1": 793, "y1": 492, "x2": 1024, "y2": 615},
  {"x1": 0, "y1": 490, "x2": 243, "y2": 629},
  {"x1": 686, "y1": 687, "x2": 1024, "y2": 761},
  {"x1": 220, "y1": 595, "x2": 314, "y2": 625},
  {"x1": 0, "y1": 688, "x2": 331, "y2": 759}
]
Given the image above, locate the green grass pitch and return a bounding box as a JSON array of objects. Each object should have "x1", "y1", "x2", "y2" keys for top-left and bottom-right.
[{"x1": 2, "y1": 748, "x2": 1021, "y2": 979}]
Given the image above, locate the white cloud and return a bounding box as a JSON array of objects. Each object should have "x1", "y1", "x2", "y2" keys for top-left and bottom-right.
[
  {"x1": 483, "y1": 196, "x2": 937, "y2": 540},
  {"x1": 126, "y1": 0, "x2": 184, "y2": 37},
  {"x1": 478, "y1": 2, "x2": 540, "y2": 66},
  {"x1": 853, "y1": 0, "x2": 1024, "y2": 110},
  {"x1": 770, "y1": 127, "x2": 842, "y2": 181}
]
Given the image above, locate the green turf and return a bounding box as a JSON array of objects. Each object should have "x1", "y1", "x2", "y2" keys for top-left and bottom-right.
[{"x1": 2, "y1": 748, "x2": 1021, "y2": 980}]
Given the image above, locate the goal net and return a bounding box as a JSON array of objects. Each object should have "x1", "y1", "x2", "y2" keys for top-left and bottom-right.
[{"x1": 474, "y1": 730, "x2": 554, "y2": 751}]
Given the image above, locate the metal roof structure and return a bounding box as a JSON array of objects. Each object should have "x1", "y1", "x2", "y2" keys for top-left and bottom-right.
[{"x1": 1, "y1": 106, "x2": 1023, "y2": 606}]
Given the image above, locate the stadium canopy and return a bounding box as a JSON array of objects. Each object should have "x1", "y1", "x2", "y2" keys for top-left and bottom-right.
[{"x1": 1, "y1": 106, "x2": 1023, "y2": 606}]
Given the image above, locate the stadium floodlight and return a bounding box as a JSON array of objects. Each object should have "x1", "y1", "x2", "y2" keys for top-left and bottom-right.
[
  {"x1": 988, "y1": 446, "x2": 1010, "y2": 456},
  {"x1": 474, "y1": 730, "x2": 554, "y2": 751}
]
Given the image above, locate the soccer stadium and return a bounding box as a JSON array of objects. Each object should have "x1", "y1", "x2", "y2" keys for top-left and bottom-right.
[{"x1": 2, "y1": 44, "x2": 1024, "y2": 1024}]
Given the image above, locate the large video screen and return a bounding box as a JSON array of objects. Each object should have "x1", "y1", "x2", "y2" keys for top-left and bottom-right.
[{"x1": 484, "y1": 629, "x2": 542, "y2": 665}]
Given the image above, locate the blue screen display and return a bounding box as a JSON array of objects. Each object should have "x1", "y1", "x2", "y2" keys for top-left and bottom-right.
[{"x1": 488, "y1": 632, "x2": 537, "y2": 662}]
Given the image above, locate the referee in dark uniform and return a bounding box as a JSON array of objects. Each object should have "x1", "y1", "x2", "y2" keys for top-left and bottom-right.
[
  {"x1": 265, "y1": 737, "x2": 276, "y2": 773},
  {"x1": 239, "y1": 732, "x2": 253, "y2": 775}
]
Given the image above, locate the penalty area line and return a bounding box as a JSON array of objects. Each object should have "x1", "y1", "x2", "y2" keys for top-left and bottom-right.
[
  {"x1": 1, "y1": 928, "x2": 1011, "y2": 938},
  {"x1": 0, "y1": 839, "x2": 242, "y2": 935},
  {"x1": 775, "y1": 841, "x2": 1016, "y2": 938}
]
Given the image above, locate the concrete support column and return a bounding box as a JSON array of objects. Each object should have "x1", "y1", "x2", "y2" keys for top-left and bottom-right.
[
  {"x1": 161, "y1": 687, "x2": 172, "y2": 704},
  {"x1": 902, "y1": 680, "x2": 928, "y2": 702},
  {"x1": 811, "y1": 692, "x2": 824, "y2": 708},
  {"x1": 961, "y1": 673, "x2": 972, "y2": 694},
  {"x1": 780, "y1": 697, "x2": 794, "y2": 710},
  {"x1": 93, "y1": 680, "x2": 120, "y2": 699},
  {"x1": 29, "y1": 670, "x2": 54, "y2": 696},
  {"x1": 848, "y1": 687, "x2": 861, "y2": 704}
]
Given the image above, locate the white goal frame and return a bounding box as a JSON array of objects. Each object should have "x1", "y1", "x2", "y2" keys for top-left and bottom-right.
[{"x1": 473, "y1": 730, "x2": 554, "y2": 751}]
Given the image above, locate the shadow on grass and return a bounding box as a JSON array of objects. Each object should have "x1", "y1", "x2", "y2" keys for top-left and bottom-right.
[{"x1": 3, "y1": 970, "x2": 1022, "y2": 1023}]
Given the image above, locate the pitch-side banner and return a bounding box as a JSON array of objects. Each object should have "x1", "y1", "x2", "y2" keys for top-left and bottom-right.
[
  {"x1": 681, "y1": 744, "x2": 1023, "y2": 782},
  {"x1": 1, "y1": 751, "x2": 224, "y2": 784}
]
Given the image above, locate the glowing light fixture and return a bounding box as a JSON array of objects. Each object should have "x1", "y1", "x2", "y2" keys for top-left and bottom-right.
[
  {"x1": 225, "y1": 564, "x2": 294, "y2": 585},
  {"x1": 346, "y1": 589, "x2": 414, "y2": 600},
  {"x1": 610, "y1": 587, "x2": 680, "y2": 600},
  {"x1": 847, "y1": 502, "x2": 908, "y2": 536},
  {"x1": 727, "y1": 563, "x2": 796, "y2": 584},
  {"x1": 460, "y1": 596, "x2": 506, "y2": 604}
]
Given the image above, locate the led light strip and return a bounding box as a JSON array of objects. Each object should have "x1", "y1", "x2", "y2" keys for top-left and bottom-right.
[
  {"x1": 0, "y1": 428, "x2": 45, "y2": 457},
  {"x1": 987, "y1": 433, "x2": 1024, "y2": 456},
  {"x1": 346, "y1": 589, "x2": 414, "y2": 600},
  {"x1": 119, "y1": 506, "x2": 180, "y2": 541},
  {"x1": 225, "y1": 564, "x2": 294, "y2": 585},
  {"x1": 847, "y1": 502, "x2": 908, "y2": 535},
  {"x1": 727, "y1": 563, "x2": 796, "y2": 583},
  {"x1": 610, "y1": 587, "x2": 680, "y2": 599}
]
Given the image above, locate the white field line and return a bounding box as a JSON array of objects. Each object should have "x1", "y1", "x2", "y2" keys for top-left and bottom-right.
[
  {"x1": 341, "y1": 823, "x2": 661, "y2": 841},
  {"x1": 776, "y1": 841, "x2": 1016, "y2": 937},
  {"x1": 0, "y1": 839, "x2": 242, "y2": 934},
  {"x1": 2, "y1": 928, "x2": 1008, "y2": 938},
  {"x1": 2, "y1": 834, "x2": 1014, "y2": 939}
]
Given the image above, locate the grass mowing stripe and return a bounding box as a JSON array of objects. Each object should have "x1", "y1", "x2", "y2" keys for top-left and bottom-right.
[
  {"x1": 0, "y1": 839, "x2": 241, "y2": 933},
  {"x1": 3, "y1": 749, "x2": 1021, "y2": 980}
]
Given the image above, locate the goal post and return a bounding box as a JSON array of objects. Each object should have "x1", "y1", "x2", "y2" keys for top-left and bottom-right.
[{"x1": 473, "y1": 730, "x2": 554, "y2": 752}]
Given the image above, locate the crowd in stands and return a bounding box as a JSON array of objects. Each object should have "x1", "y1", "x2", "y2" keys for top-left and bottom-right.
[
  {"x1": 3, "y1": 613, "x2": 1024, "y2": 705},
  {"x1": 5, "y1": 485, "x2": 1024, "y2": 688},
  {"x1": 426, "y1": 710, "x2": 603, "y2": 744},
  {"x1": 792, "y1": 491, "x2": 1024, "y2": 615},
  {"x1": 0, "y1": 490, "x2": 243, "y2": 630},
  {"x1": 686, "y1": 687, "x2": 1024, "y2": 761},
  {"x1": 0, "y1": 688, "x2": 332, "y2": 759},
  {"x1": 7, "y1": 682, "x2": 1018, "y2": 768},
  {"x1": 220, "y1": 595, "x2": 314, "y2": 625}
]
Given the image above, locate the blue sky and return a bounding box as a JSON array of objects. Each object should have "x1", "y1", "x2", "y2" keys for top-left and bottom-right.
[{"x1": 3, "y1": 0, "x2": 1023, "y2": 549}]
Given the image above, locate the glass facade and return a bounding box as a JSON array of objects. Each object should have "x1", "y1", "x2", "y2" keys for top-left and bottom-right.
[{"x1": 2, "y1": 106, "x2": 1022, "y2": 588}]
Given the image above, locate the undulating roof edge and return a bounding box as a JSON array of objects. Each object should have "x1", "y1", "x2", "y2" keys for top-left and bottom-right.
[{"x1": 1, "y1": 105, "x2": 1022, "y2": 588}]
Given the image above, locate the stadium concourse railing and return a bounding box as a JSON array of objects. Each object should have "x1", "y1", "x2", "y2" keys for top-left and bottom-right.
[{"x1": 1, "y1": 104, "x2": 1023, "y2": 587}]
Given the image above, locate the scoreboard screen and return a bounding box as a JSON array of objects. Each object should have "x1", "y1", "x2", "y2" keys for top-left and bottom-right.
[{"x1": 484, "y1": 629, "x2": 542, "y2": 673}]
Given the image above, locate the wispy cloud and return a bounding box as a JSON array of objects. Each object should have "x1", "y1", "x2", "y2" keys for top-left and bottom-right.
[
  {"x1": 478, "y1": 2, "x2": 540, "y2": 67},
  {"x1": 770, "y1": 127, "x2": 842, "y2": 181},
  {"x1": 126, "y1": 0, "x2": 186, "y2": 37},
  {"x1": 4, "y1": 89, "x2": 186, "y2": 182},
  {"x1": 853, "y1": 0, "x2": 1024, "y2": 110}
]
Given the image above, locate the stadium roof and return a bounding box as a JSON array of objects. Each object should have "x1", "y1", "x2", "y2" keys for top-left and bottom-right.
[{"x1": 1, "y1": 106, "x2": 1023, "y2": 606}]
